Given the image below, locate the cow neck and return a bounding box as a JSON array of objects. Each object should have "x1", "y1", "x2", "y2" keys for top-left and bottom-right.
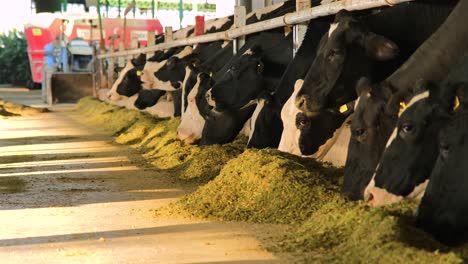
[{"x1": 386, "y1": 0, "x2": 468, "y2": 93}]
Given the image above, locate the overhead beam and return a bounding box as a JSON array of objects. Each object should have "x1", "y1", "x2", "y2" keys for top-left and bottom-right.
[{"x1": 98, "y1": 0, "x2": 415, "y2": 59}]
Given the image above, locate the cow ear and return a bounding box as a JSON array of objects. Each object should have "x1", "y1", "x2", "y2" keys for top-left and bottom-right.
[
  {"x1": 355, "y1": 77, "x2": 372, "y2": 96},
  {"x1": 334, "y1": 9, "x2": 353, "y2": 23},
  {"x1": 385, "y1": 91, "x2": 405, "y2": 115},
  {"x1": 250, "y1": 45, "x2": 263, "y2": 58},
  {"x1": 444, "y1": 82, "x2": 468, "y2": 112},
  {"x1": 131, "y1": 53, "x2": 146, "y2": 66},
  {"x1": 166, "y1": 57, "x2": 179, "y2": 69},
  {"x1": 363, "y1": 33, "x2": 399, "y2": 61},
  {"x1": 413, "y1": 79, "x2": 435, "y2": 95}
]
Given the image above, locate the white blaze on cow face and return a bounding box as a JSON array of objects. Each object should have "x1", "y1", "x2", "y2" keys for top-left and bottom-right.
[
  {"x1": 177, "y1": 75, "x2": 205, "y2": 144},
  {"x1": 247, "y1": 99, "x2": 265, "y2": 145},
  {"x1": 385, "y1": 90, "x2": 430, "y2": 149},
  {"x1": 107, "y1": 59, "x2": 134, "y2": 101},
  {"x1": 181, "y1": 66, "x2": 192, "y2": 117},
  {"x1": 241, "y1": 118, "x2": 252, "y2": 137},
  {"x1": 278, "y1": 79, "x2": 304, "y2": 156},
  {"x1": 328, "y1": 22, "x2": 340, "y2": 38},
  {"x1": 140, "y1": 60, "x2": 166, "y2": 89},
  {"x1": 205, "y1": 88, "x2": 216, "y2": 108}
]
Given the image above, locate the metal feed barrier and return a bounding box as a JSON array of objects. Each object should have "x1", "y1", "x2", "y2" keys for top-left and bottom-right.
[{"x1": 96, "y1": 0, "x2": 415, "y2": 90}]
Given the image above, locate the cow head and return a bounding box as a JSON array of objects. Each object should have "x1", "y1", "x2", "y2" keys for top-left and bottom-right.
[
  {"x1": 177, "y1": 72, "x2": 213, "y2": 144},
  {"x1": 364, "y1": 81, "x2": 460, "y2": 206},
  {"x1": 279, "y1": 79, "x2": 353, "y2": 156},
  {"x1": 342, "y1": 77, "x2": 401, "y2": 201},
  {"x1": 416, "y1": 83, "x2": 468, "y2": 246},
  {"x1": 152, "y1": 46, "x2": 194, "y2": 91},
  {"x1": 107, "y1": 53, "x2": 146, "y2": 101},
  {"x1": 209, "y1": 45, "x2": 266, "y2": 112},
  {"x1": 181, "y1": 64, "x2": 201, "y2": 116},
  {"x1": 246, "y1": 96, "x2": 283, "y2": 149},
  {"x1": 140, "y1": 59, "x2": 167, "y2": 90},
  {"x1": 295, "y1": 10, "x2": 399, "y2": 114},
  {"x1": 200, "y1": 103, "x2": 257, "y2": 145},
  {"x1": 133, "y1": 89, "x2": 167, "y2": 110}
]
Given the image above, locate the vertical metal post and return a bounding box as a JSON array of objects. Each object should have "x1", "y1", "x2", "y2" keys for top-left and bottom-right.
[
  {"x1": 233, "y1": 5, "x2": 246, "y2": 55},
  {"x1": 151, "y1": 0, "x2": 155, "y2": 19},
  {"x1": 165, "y1": 26, "x2": 173, "y2": 41},
  {"x1": 147, "y1": 31, "x2": 156, "y2": 46},
  {"x1": 96, "y1": 0, "x2": 105, "y2": 50},
  {"x1": 118, "y1": 41, "x2": 125, "y2": 67},
  {"x1": 118, "y1": 0, "x2": 121, "y2": 18},
  {"x1": 108, "y1": 41, "x2": 115, "y2": 90},
  {"x1": 236, "y1": 0, "x2": 251, "y2": 14},
  {"x1": 293, "y1": 0, "x2": 310, "y2": 57}
]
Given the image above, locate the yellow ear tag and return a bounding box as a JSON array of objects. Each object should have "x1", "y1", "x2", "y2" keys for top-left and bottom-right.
[
  {"x1": 136, "y1": 70, "x2": 142, "y2": 76},
  {"x1": 454, "y1": 96, "x2": 460, "y2": 111},
  {"x1": 399, "y1": 101, "x2": 407, "y2": 114},
  {"x1": 339, "y1": 104, "x2": 348, "y2": 113},
  {"x1": 209, "y1": 72, "x2": 213, "y2": 77}
]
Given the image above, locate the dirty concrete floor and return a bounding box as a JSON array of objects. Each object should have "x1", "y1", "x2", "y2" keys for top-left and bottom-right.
[{"x1": 0, "y1": 90, "x2": 278, "y2": 264}]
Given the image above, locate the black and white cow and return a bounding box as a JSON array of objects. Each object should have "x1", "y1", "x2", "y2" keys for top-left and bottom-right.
[
  {"x1": 360, "y1": 79, "x2": 456, "y2": 206},
  {"x1": 278, "y1": 2, "x2": 458, "y2": 163},
  {"x1": 247, "y1": 18, "x2": 332, "y2": 149},
  {"x1": 363, "y1": 52, "x2": 468, "y2": 207},
  {"x1": 344, "y1": 0, "x2": 468, "y2": 201},
  {"x1": 277, "y1": 8, "x2": 400, "y2": 162},
  {"x1": 177, "y1": 0, "x2": 304, "y2": 144},
  {"x1": 200, "y1": 29, "x2": 294, "y2": 145},
  {"x1": 106, "y1": 53, "x2": 147, "y2": 101},
  {"x1": 106, "y1": 24, "x2": 197, "y2": 102},
  {"x1": 416, "y1": 83, "x2": 468, "y2": 246}
]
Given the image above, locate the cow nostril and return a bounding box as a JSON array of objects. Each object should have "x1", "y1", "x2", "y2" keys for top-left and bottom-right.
[
  {"x1": 295, "y1": 95, "x2": 307, "y2": 109},
  {"x1": 364, "y1": 191, "x2": 374, "y2": 203}
]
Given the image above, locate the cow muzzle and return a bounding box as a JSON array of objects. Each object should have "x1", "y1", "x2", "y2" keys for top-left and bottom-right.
[
  {"x1": 107, "y1": 91, "x2": 121, "y2": 102},
  {"x1": 364, "y1": 185, "x2": 402, "y2": 207},
  {"x1": 177, "y1": 128, "x2": 198, "y2": 145}
]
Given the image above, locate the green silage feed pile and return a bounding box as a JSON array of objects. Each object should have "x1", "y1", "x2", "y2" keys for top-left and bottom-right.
[
  {"x1": 77, "y1": 96, "x2": 468, "y2": 263},
  {"x1": 0, "y1": 99, "x2": 47, "y2": 116},
  {"x1": 77, "y1": 97, "x2": 244, "y2": 182}
]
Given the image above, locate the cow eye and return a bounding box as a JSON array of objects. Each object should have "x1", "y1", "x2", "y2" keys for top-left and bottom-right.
[
  {"x1": 296, "y1": 117, "x2": 309, "y2": 129},
  {"x1": 328, "y1": 48, "x2": 341, "y2": 60},
  {"x1": 401, "y1": 124, "x2": 413, "y2": 133},
  {"x1": 354, "y1": 128, "x2": 365, "y2": 137}
]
